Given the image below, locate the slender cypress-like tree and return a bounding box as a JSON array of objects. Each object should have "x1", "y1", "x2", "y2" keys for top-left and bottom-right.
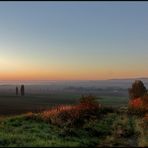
[
  {"x1": 16, "y1": 87, "x2": 18, "y2": 96},
  {"x1": 21, "y1": 85, "x2": 25, "y2": 96}
]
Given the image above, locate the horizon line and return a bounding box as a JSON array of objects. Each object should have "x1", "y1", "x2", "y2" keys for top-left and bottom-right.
[{"x1": 0, "y1": 77, "x2": 148, "y2": 82}]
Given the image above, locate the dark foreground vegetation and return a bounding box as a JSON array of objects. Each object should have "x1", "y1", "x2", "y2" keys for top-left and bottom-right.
[
  {"x1": 0, "y1": 80, "x2": 147, "y2": 147},
  {"x1": 0, "y1": 95, "x2": 147, "y2": 147}
]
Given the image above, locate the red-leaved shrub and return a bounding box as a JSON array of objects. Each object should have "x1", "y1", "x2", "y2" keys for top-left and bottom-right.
[
  {"x1": 129, "y1": 98, "x2": 143, "y2": 108},
  {"x1": 128, "y1": 97, "x2": 148, "y2": 116},
  {"x1": 39, "y1": 95, "x2": 101, "y2": 127}
]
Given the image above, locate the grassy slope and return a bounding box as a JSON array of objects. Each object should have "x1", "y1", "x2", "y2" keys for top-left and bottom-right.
[
  {"x1": 135, "y1": 117, "x2": 148, "y2": 147},
  {"x1": 0, "y1": 113, "x2": 115, "y2": 147},
  {"x1": 0, "y1": 92, "x2": 146, "y2": 147},
  {"x1": 0, "y1": 111, "x2": 145, "y2": 147},
  {"x1": 0, "y1": 115, "x2": 79, "y2": 147}
]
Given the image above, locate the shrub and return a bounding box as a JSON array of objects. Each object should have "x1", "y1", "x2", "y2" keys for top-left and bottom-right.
[
  {"x1": 128, "y1": 80, "x2": 148, "y2": 116},
  {"x1": 39, "y1": 95, "x2": 102, "y2": 127},
  {"x1": 128, "y1": 95, "x2": 148, "y2": 116},
  {"x1": 79, "y1": 94, "x2": 99, "y2": 105}
]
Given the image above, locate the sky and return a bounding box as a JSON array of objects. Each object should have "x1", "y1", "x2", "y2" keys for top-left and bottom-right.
[{"x1": 0, "y1": 2, "x2": 148, "y2": 81}]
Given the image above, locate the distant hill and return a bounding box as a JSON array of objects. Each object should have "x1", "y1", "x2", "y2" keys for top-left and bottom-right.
[{"x1": 106, "y1": 77, "x2": 148, "y2": 81}]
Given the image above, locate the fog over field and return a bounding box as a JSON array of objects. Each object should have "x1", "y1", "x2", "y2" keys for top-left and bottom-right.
[
  {"x1": 0, "y1": 78, "x2": 147, "y2": 115},
  {"x1": 0, "y1": 78, "x2": 148, "y2": 94}
]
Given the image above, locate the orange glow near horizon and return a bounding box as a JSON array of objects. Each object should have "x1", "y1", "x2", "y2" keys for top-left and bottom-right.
[
  {"x1": 0, "y1": 68, "x2": 148, "y2": 81},
  {"x1": 0, "y1": 54, "x2": 147, "y2": 81}
]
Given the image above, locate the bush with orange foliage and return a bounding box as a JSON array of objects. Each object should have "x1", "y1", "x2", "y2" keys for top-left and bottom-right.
[
  {"x1": 128, "y1": 95, "x2": 148, "y2": 116},
  {"x1": 128, "y1": 98, "x2": 143, "y2": 108},
  {"x1": 128, "y1": 80, "x2": 148, "y2": 116},
  {"x1": 39, "y1": 95, "x2": 102, "y2": 127}
]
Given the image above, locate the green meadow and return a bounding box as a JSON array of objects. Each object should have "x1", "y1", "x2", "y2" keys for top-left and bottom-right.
[
  {"x1": 0, "y1": 110, "x2": 146, "y2": 147},
  {"x1": 0, "y1": 93, "x2": 146, "y2": 147}
]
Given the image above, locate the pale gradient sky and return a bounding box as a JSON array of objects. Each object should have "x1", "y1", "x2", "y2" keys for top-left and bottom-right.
[{"x1": 0, "y1": 2, "x2": 148, "y2": 80}]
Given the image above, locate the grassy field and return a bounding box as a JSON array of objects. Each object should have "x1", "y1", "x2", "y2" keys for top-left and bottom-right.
[
  {"x1": 98, "y1": 96, "x2": 128, "y2": 107},
  {"x1": 0, "y1": 93, "x2": 80, "y2": 115},
  {"x1": 0, "y1": 92, "x2": 128, "y2": 115},
  {"x1": 0, "y1": 93, "x2": 147, "y2": 147}
]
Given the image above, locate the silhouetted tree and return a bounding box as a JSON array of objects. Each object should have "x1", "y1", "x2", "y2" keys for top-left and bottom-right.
[
  {"x1": 128, "y1": 80, "x2": 147, "y2": 99},
  {"x1": 16, "y1": 87, "x2": 18, "y2": 96},
  {"x1": 21, "y1": 85, "x2": 25, "y2": 96}
]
